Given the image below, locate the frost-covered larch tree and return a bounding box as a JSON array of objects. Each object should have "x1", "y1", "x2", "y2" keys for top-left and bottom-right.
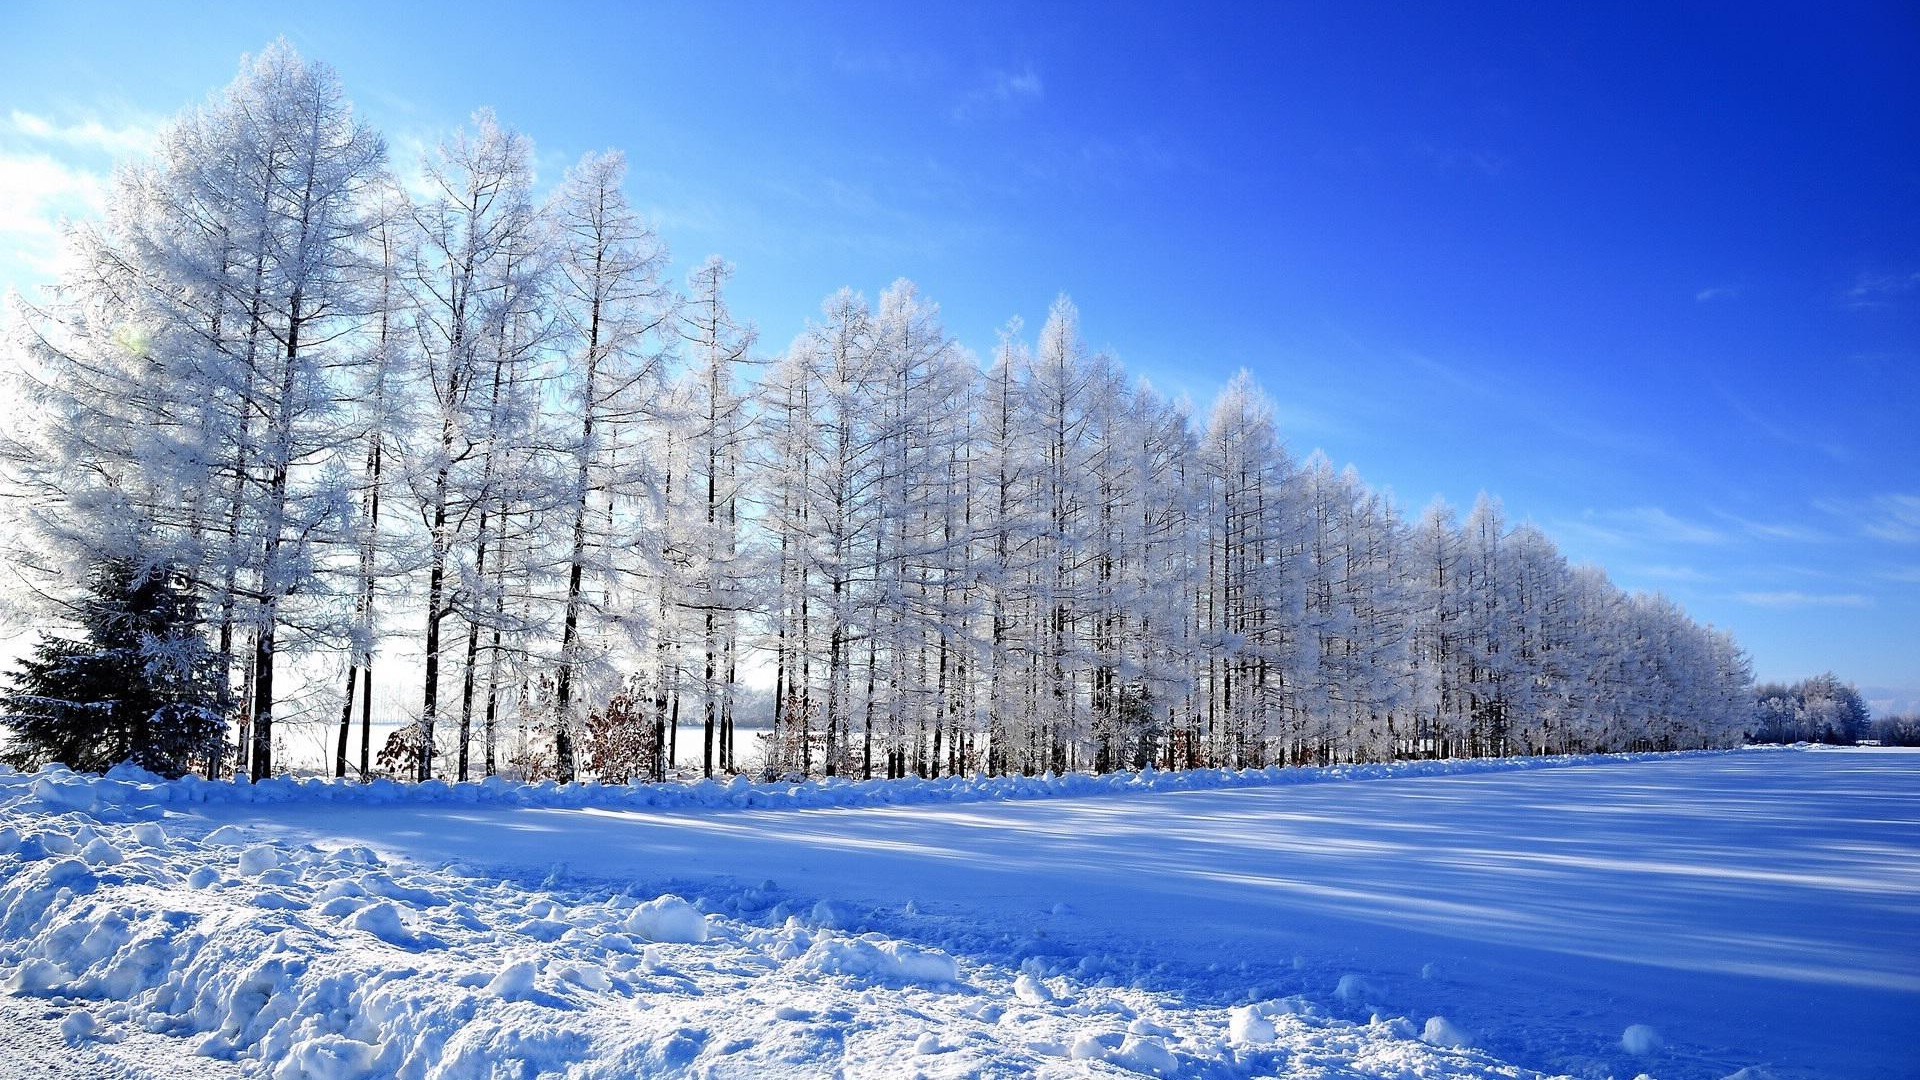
[
  {"x1": 676, "y1": 256, "x2": 755, "y2": 777},
  {"x1": 397, "y1": 110, "x2": 541, "y2": 782}
]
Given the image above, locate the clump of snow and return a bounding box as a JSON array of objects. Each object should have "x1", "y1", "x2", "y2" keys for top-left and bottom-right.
[
  {"x1": 11, "y1": 957, "x2": 61, "y2": 993},
  {"x1": 1015, "y1": 971, "x2": 1056, "y2": 1005},
  {"x1": 237, "y1": 844, "x2": 282, "y2": 875},
  {"x1": 808, "y1": 898, "x2": 858, "y2": 930},
  {"x1": 800, "y1": 933, "x2": 959, "y2": 985},
  {"x1": 347, "y1": 900, "x2": 422, "y2": 948},
  {"x1": 1422, "y1": 1014, "x2": 1475, "y2": 1048},
  {"x1": 80, "y1": 836, "x2": 124, "y2": 866},
  {"x1": 1067, "y1": 1030, "x2": 1114, "y2": 1061},
  {"x1": 1371, "y1": 1013, "x2": 1417, "y2": 1039},
  {"x1": 1064, "y1": 1030, "x2": 1179, "y2": 1076},
  {"x1": 1622, "y1": 1023, "x2": 1663, "y2": 1055},
  {"x1": 1228, "y1": 1004, "x2": 1277, "y2": 1044},
  {"x1": 59, "y1": 1009, "x2": 96, "y2": 1045},
  {"x1": 1115, "y1": 1033, "x2": 1179, "y2": 1075},
  {"x1": 272, "y1": 1035, "x2": 376, "y2": 1080},
  {"x1": 1335, "y1": 972, "x2": 1378, "y2": 1003},
  {"x1": 625, "y1": 894, "x2": 709, "y2": 943},
  {"x1": 33, "y1": 775, "x2": 99, "y2": 813},
  {"x1": 486, "y1": 958, "x2": 541, "y2": 1000}
]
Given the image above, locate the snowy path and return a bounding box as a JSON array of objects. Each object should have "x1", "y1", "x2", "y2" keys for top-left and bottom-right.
[{"x1": 3, "y1": 748, "x2": 1914, "y2": 1078}]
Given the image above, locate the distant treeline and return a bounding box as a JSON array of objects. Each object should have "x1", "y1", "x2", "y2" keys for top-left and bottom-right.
[{"x1": 1751, "y1": 674, "x2": 1918, "y2": 746}]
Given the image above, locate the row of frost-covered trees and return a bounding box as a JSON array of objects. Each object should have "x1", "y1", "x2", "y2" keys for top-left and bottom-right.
[{"x1": 0, "y1": 43, "x2": 1754, "y2": 782}]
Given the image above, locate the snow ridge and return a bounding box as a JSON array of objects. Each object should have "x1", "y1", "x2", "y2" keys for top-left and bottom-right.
[{"x1": 21, "y1": 747, "x2": 1772, "y2": 820}]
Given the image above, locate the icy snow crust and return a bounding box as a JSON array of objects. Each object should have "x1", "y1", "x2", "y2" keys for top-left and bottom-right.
[{"x1": 2, "y1": 747, "x2": 1915, "y2": 1079}]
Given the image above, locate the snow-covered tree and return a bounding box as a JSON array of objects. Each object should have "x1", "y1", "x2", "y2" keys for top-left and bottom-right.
[
  {"x1": 1, "y1": 553, "x2": 225, "y2": 777},
  {"x1": 397, "y1": 110, "x2": 542, "y2": 781},
  {"x1": 676, "y1": 257, "x2": 756, "y2": 776},
  {"x1": 547, "y1": 150, "x2": 672, "y2": 781}
]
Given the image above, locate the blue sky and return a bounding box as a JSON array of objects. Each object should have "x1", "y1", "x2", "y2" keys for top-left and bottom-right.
[{"x1": 2, "y1": 2, "x2": 1916, "y2": 701}]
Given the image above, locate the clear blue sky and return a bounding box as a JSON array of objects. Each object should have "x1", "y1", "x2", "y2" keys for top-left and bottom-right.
[{"x1": 2, "y1": 2, "x2": 1915, "y2": 701}]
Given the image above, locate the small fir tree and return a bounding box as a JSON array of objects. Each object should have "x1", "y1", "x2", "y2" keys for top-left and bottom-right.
[{"x1": 1, "y1": 557, "x2": 226, "y2": 777}]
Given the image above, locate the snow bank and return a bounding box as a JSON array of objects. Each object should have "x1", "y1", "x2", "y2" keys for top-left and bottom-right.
[{"x1": 5, "y1": 748, "x2": 1769, "y2": 823}]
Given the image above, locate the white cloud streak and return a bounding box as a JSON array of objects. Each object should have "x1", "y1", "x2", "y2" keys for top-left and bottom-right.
[
  {"x1": 1816, "y1": 494, "x2": 1920, "y2": 544},
  {"x1": 1561, "y1": 506, "x2": 1727, "y2": 548},
  {"x1": 6, "y1": 110, "x2": 158, "y2": 157},
  {"x1": 1734, "y1": 591, "x2": 1871, "y2": 609},
  {"x1": 953, "y1": 67, "x2": 1043, "y2": 122},
  {"x1": 0, "y1": 109, "x2": 160, "y2": 285}
]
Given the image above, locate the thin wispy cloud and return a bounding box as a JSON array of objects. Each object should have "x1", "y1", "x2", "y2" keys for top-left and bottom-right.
[
  {"x1": 1694, "y1": 285, "x2": 1738, "y2": 303},
  {"x1": 953, "y1": 67, "x2": 1043, "y2": 123},
  {"x1": 1712, "y1": 383, "x2": 1849, "y2": 462},
  {"x1": 1562, "y1": 506, "x2": 1726, "y2": 548},
  {"x1": 6, "y1": 109, "x2": 158, "y2": 158},
  {"x1": 1843, "y1": 269, "x2": 1920, "y2": 310},
  {"x1": 1713, "y1": 511, "x2": 1829, "y2": 544},
  {"x1": 1634, "y1": 564, "x2": 1712, "y2": 584},
  {"x1": 0, "y1": 108, "x2": 160, "y2": 284},
  {"x1": 0, "y1": 152, "x2": 109, "y2": 277},
  {"x1": 1862, "y1": 495, "x2": 1920, "y2": 543},
  {"x1": 1734, "y1": 590, "x2": 1871, "y2": 609},
  {"x1": 1816, "y1": 493, "x2": 1920, "y2": 543}
]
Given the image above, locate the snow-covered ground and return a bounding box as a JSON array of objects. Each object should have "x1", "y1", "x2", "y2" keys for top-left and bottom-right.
[{"x1": 1, "y1": 748, "x2": 1914, "y2": 1079}]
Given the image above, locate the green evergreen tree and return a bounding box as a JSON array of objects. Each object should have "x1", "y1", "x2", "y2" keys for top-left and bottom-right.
[{"x1": 1, "y1": 557, "x2": 226, "y2": 777}]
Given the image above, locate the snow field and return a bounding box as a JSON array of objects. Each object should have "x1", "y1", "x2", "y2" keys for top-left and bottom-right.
[{"x1": 0, "y1": 768, "x2": 1569, "y2": 1078}]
